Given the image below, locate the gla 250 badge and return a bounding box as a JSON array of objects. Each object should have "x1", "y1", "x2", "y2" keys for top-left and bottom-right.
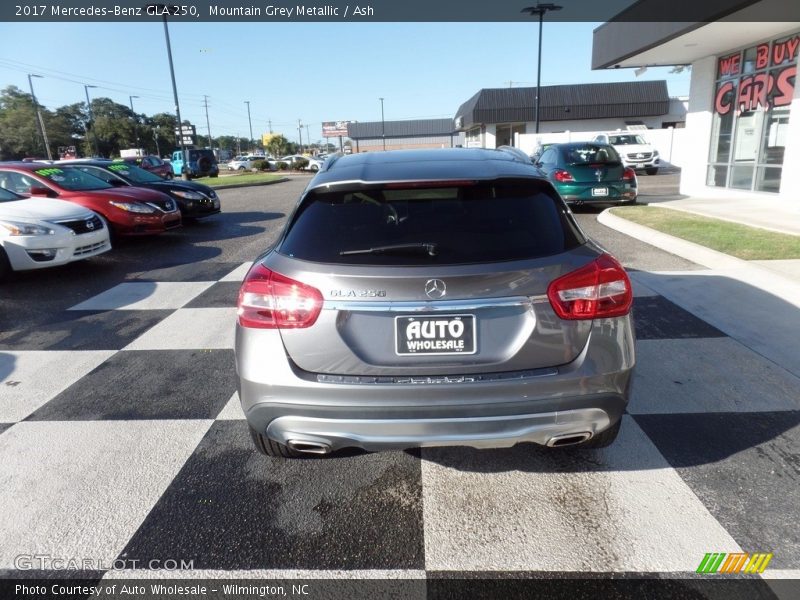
[{"x1": 330, "y1": 289, "x2": 387, "y2": 298}]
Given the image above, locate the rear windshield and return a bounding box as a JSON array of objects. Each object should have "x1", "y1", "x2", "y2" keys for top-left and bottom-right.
[
  {"x1": 279, "y1": 180, "x2": 584, "y2": 266},
  {"x1": 560, "y1": 145, "x2": 621, "y2": 166},
  {"x1": 107, "y1": 162, "x2": 162, "y2": 183},
  {"x1": 189, "y1": 150, "x2": 215, "y2": 161}
]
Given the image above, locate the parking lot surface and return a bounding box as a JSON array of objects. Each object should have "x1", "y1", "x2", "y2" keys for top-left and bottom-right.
[{"x1": 1, "y1": 175, "x2": 798, "y2": 583}]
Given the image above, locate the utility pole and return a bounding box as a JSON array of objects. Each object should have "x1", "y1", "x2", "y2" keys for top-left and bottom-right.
[
  {"x1": 84, "y1": 84, "x2": 99, "y2": 157},
  {"x1": 244, "y1": 101, "x2": 253, "y2": 152},
  {"x1": 298, "y1": 119, "x2": 303, "y2": 153},
  {"x1": 379, "y1": 97, "x2": 385, "y2": 151},
  {"x1": 27, "y1": 74, "x2": 52, "y2": 160},
  {"x1": 157, "y1": 8, "x2": 189, "y2": 178},
  {"x1": 129, "y1": 95, "x2": 140, "y2": 148},
  {"x1": 203, "y1": 95, "x2": 213, "y2": 152},
  {"x1": 268, "y1": 119, "x2": 273, "y2": 134},
  {"x1": 305, "y1": 124, "x2": 310, "y2": 153}
]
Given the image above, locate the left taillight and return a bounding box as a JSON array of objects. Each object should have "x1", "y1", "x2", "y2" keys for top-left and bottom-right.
[
  {"x1": 547, "y1": 254, "x2": 632, "y2": 320},
  {"x1": 237, "y1": 263, "x2": 323, "y2": 329}
]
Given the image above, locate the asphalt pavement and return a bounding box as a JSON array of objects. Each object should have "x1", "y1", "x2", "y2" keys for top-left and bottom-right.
[{"x1": 0, "y1": 173, "x2": 798, "y2": 595}]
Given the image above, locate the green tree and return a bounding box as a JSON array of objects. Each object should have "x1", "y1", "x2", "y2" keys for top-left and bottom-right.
[
  {"x1": 266, "y1": 134, "x2": 289, "y2": 158},
  {"x1": 0, "y1": 86, "x2": 44, "y2": 159}
]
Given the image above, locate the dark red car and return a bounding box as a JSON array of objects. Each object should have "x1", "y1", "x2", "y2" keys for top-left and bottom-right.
[
  {"x1": 0, "y1": 162, "x2": 182, "y2": 237},
  {"x1": 122, "y1": 155, "x2": 173, "y2": 179}
]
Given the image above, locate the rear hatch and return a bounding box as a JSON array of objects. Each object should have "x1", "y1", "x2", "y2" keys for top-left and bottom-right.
[
  {"x1": 562, "y1": 144, "x2": 625, "y2": 184},
  {"x1": 259, "y1": 179, "x2": 599, "y2": 377}
]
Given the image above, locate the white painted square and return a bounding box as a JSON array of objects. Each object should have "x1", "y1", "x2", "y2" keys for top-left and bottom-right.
[
  {"x1": 0, "y1": 351, "x2": 115, "y2": 422},
  {"x1": 216, "y1": 392, "x2": 245, "y2": 420},
  {"x1": 0, "y1": 420, "x2": 212, "y2": 568},
  {"x1": 220, "y1": 262, "x2": 253, "y2": 282},
  {"x1": 69, "y1": 282, "x2": 214, "y2": 311},
  {"x1": 122, "y1": 308, "x2": 237, "y2": 350},
  {"x1": 630, "y1": 338, "x2": 800, "y2": 414},
  {"x1": 421, "y1": 416, "x2": 741, "y2": 572}
]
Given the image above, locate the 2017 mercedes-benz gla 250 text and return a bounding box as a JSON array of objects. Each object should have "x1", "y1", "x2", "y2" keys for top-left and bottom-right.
[{"x1": 235, "y1": 148, "x2": 635, "y2": 457}]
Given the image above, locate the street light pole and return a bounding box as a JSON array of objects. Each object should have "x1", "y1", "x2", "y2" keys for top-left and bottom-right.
[
  {"x1": 203, "y1": 95, "x2": 213, "y2": 152},
  {"x1": 298, "y1": 119, "x2": 303, "y2": 153},
  {"x1": 27, "y1": 74, "x2": 52, "y2": 160},
  {"x1": 522, "y1": 3, "x2": 562, "y2": 135},
  {"x1": 83, "y1": 84, "x2": 99, "y2": 157},
  {"x1": 129, "y1": 95, "x2": 140, "y2": 148},
  {"x1": 379, "y1": 97, "x2": 385, "y2": 150},
  {"x1": 244, "y1": 101, "x2": 253, "y2": 152},
  {"x1": 151, "y1": 5, "x2": 189, "y2": 178}
]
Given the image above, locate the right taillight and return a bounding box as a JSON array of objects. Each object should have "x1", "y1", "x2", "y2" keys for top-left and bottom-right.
[
  {"x1": 553, "y1": 169, "x2": 575, "y2": 183},
  {"x1": 547, "y1": 254, "x2": 632, "y2": 320},
  {"x1": 622, "y1": 167, "x2": 636, "y2": 181},
  {"x1": 237, "y1": 263, "x2": 323, "y2": 329}
]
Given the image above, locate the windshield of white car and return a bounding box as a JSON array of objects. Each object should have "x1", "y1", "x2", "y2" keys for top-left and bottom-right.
[
  {"x1": 609, "y1": 135, "x2": 646, "y2": 145},
  {"x1": 0, "y1": 187, "x2": 23, "y2": 202}
]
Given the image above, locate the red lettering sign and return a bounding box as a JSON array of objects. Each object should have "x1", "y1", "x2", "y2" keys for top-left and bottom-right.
[
  {"x1": 718, "y1": 53, "x2": 741, "y2": 77},
  {"x1": 737, "y1": 73, "x2": 773, "y2": 112},
  {"x1": 756, "y1": 44, "x2": 770, "y2": 69},
  {"x1": 715, "y1": 81, "x2": 734, "y2": 115},
  {"x1": 774, "y1": 65, "x2": 796, "y2": 107},
  {"x1": 772, "y1": 35, "x2": 800, "y2": 67}
]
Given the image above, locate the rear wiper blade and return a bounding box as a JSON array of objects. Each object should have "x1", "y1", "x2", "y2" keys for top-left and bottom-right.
[{"x1": 340, "y1": 242, "x2": 438, "y2": 257}]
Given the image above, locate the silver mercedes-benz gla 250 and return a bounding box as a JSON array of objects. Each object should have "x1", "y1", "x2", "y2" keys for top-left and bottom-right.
[{"x1": 235, "y1": 148, "x2": 635, "y2": 457}]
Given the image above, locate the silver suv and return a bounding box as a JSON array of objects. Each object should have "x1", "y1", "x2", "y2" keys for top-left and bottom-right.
[{"x1": 235, "y1": 148, "x2": 635, "y2": 458}]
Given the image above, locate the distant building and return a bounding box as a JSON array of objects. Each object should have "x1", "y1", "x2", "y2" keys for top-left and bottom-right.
[
  {"x1": 453, "y1": 80, "x2": 685, "y2": 149},
  {"x1": 347, "y1": 119, "x2": 464, "y2": 153},
  {"x1": 593, "y1": 1, "x2": 799, "y2": 199}
]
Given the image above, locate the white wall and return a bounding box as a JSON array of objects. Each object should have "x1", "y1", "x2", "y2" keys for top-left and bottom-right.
[
  {"x1": 680, "y1": 56, "x2": 717, "y2": 196},
  {"x1": 516, "y1": 127, "x2": 690, "y2": 167}
]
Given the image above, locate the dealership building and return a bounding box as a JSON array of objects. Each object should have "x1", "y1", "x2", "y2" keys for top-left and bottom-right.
[{"x1": 593, "y1": 3, "x2": 800, "y2": 201}]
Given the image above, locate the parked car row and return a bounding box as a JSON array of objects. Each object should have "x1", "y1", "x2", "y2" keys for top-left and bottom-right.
[
  {"x1": 0, "y1": 160, "x2": 221, "y2": 280},
  {"x1": 226, "y1": 154, "x2": 326, "y2": 172}
]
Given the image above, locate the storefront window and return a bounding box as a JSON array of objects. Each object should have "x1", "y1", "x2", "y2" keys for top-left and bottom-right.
[{"x1": 707, "y1": 32, "x2": 798, "y2": 193}]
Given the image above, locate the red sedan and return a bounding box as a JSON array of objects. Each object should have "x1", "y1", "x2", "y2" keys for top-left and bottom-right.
[
  {"x1": 122, "y1": 155, "x2": 173, "y2": 179},
  {"x1": 0, "y1": 162, "x2": 181, "y2": 237}
]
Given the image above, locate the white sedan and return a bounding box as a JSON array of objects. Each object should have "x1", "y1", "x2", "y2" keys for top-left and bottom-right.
[{"x1": 0, "y1": 187, "x2": 111, "y2": 280}]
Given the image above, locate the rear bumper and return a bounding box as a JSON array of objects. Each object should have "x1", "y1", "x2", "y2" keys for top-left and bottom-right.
[
  {"x1": 236, "y1": 317, "x2": 635, "y2": 451},
  {"x1": 555, "y1": 182, "x2": 637, "y2": 205}
]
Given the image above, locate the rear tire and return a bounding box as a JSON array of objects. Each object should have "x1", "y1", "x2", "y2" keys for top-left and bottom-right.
[
  {"x1": 579, "y1": 419, "x2": 622, "y2": 449},
  {"x1": 249, "y1": 426, "x2": 304, "y2": 458},
  {"x1": 645, "y1": 167, "x2": 659, "y2": 175}
]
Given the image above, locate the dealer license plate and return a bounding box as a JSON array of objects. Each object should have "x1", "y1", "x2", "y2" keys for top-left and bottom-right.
[
  {"x1": 395, "y1": 315, "x2": 476, "y2": 356},
  {"x1": 592, "y1": 187, "x2": 609, "y2": 197}
]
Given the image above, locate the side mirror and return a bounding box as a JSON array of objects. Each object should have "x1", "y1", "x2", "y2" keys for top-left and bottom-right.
[{"x1": 29, "y1": 186, "x2": 50, "y2": 196}]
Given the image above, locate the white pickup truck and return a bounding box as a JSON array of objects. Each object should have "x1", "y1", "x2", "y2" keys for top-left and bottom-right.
[{"x1": 593, "y1": 133, "x2": 660, "y2": 175}]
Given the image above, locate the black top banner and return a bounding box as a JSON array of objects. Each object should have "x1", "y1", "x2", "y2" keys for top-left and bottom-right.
[{"x1": 2, "y1": 0, "x2": 800, "y2": 22}]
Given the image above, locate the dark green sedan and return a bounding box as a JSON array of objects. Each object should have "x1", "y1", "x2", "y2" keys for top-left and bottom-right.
[{"x1": 534, "y1": 142, "x2": 637, "y2": 206}]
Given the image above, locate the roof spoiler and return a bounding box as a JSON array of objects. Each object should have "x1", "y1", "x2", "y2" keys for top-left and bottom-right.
[
  {"x1": 496, "y1": 146, "x2": 533, "y2": 165},
  {"x1": 320, "y1": 152, "x2": 344, "y2": 173}
]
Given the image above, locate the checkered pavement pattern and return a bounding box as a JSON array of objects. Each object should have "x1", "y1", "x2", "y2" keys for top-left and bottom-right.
[{"x1": 1, "y1": 261, "x2": 798, "y2": 583}]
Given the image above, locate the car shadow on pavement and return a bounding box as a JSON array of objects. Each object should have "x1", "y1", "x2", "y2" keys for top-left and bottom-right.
[{"x1": 418, "y1": 270, "x2": 800, "y2": 474}]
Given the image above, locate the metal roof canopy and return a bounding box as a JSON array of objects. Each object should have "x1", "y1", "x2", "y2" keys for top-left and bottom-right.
[
  {"x1": 592, "y1": 0, "x2": 800, "y2": 69},
  {"x1": 454, "y1": 81, "x2": 670, "y2": 129},
  {"x1": 347, "y1": 119, "x2": 457, "y2": 140}
]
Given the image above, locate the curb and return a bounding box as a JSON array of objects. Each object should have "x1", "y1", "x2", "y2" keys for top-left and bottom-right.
[
  {"x1": 597, "y1": 207, "x2": 800, "y2": 302},
  {"x1": 206, "y1": 177, "x2": 291, "y2": 191}
]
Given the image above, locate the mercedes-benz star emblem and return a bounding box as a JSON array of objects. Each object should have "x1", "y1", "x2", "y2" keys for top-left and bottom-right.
[{"x1": 425, "y1": 279, "x2": 446, "y2": 300}]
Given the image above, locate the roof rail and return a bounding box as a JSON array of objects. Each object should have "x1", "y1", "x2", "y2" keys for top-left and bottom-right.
[{"x1": 496, "y1": 145, "x2": 533, "y2": 164}]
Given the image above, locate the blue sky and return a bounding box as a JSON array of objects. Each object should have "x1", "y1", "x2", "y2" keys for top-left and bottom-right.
[{"x1": 0, "y1": 22, "x2": 690, "y2": 143}]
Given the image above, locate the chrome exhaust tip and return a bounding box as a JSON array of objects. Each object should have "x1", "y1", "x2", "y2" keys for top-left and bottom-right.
[
  {"x1": 546, "y1": 432, "x2": 593, "y2": 448},
  {"x1": 286, "y1": 439, "x2": 332, "y2": 455}
]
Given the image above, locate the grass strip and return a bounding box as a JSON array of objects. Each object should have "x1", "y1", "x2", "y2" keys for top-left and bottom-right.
[{"x1": 610, "y1": 205, "x2": 800, "y2": 260}]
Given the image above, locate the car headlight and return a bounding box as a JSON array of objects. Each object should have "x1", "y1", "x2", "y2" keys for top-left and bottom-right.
[
  {"x1": 0, "y1": 220, "x2": 55, "y2": 236},
  {"x1": 171, "y1": 190, "x2": 205, "y2": 200},
  {"x1": 109, "y1": 201, "x2": 157, "y2": 214}
]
